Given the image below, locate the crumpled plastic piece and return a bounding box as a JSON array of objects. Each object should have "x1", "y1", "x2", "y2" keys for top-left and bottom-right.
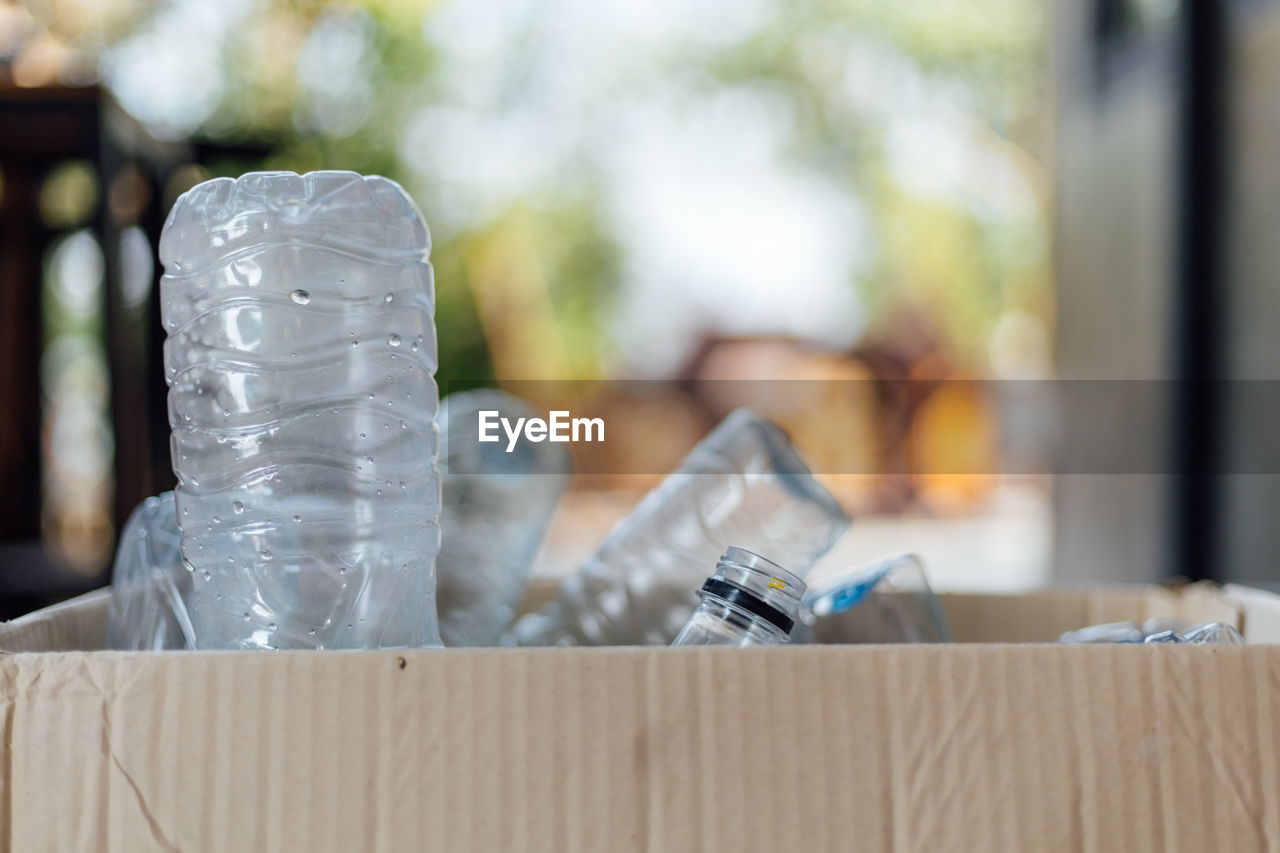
[
  {"x1": 1060, "y1": 619, "x2": 1245, "y2": 645},
  {"x1": 797, "y1": 552, "x2": 951, "y2": 644},
  {"x1": 105, "y1": 492, "x2": 196, "y2": 650}
]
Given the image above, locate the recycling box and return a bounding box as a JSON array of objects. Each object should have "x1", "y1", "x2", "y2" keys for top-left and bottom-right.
[{"x1": 2, "y1": 582, "x2": 1280, "y2": 852}]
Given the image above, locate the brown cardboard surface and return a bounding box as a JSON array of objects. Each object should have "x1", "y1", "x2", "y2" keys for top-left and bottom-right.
[
  {"x1": 2, "y1": 645, "x2": 1280, "y2": 852},
  {"x1": 0, "y1": 585, "x2": 1277, "y2": 852},
  {"x1": 1224, "y1": 584, "x2": 1280, "y2": 643},
  {"x1": 941, "y1": 584, "x2": 1241, "y2": 643},
  {"x1": 0, "y1": 589, "x2": 109, "y2": 653}
]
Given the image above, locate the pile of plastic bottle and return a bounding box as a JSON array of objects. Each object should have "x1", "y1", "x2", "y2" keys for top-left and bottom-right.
[{"x1": 105, "y1": 171, "x2": 1245, "y2": 652}]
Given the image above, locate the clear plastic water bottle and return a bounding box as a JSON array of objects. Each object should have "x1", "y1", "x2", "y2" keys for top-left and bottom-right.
[
  {"x1": 436, "y1": 389, "x2": 570, "y2": 646},
  {"x1": 160, "y1": 171, "x2": 442, "y2": 649},
  {"x1": 105, "y1": 491, "x2": 196, "y2": 650},
  {"x1": 509, "y1": 409, "x2": 849, "y2": 646},
  {"x1": 671, "y1": 547, "x2": 805, "y2": 646}
]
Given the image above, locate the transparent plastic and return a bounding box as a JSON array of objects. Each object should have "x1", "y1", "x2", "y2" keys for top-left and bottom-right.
[
  {"x1": 798, "y1": 552, "x2": 951, "y2": 644},
  {"x1": 105, "y1": 492, "x2": 196, "y2": 650},
  {"x1": 509, "y1": 409, "x2": 849, "y2": 646},
  {"x1": 160, "y1": 171, "x2": 442, "y2": 649},
  {"x1": 1060, "y1": 620, "x2": 1246, "y2": 644},
  {"x1": 436, "y1": 390, "x2": 570, "y2": 646},
  {"x1": 1057, "y1": 621, "x2": 1145, "y2": 644},
  {"x1": 1181, "y1": 622, "x2": 1246, "y2": 644},
  {"x1": 672, "y1": 547, "x2": 806, "y2": 647}
]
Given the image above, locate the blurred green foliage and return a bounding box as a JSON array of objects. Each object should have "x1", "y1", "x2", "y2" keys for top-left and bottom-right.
[{"x1": 43, "y1": 0, "x2": 1049, "y2": 382}]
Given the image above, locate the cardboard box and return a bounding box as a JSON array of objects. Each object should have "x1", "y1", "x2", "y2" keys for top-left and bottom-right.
[{"x1": 1, "y1": 583, "x2": 1279, "y2": 851}]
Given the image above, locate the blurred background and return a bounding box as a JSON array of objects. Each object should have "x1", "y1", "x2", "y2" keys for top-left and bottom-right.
[{"x1": 0, "y1": 0, "x2": 1273, "y2": 617}]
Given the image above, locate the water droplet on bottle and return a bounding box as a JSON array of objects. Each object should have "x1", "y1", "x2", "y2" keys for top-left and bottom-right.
[
  {"x1": 339, "y1": 566, "x2": 347, "y2": 575},
  {"x1": 399, "y1": 420, "x2": 407, "y2": 429},
  {"x1": 182, "y1": 507, "x2": 189, "y2": 516},
  {"x1": 385, "y1": 292, "x2": 394, "y2": 303},
  {"x1": 268, "y1": 622, "x2": 277, "y2": 631},
  {"x1": 410, "y1": 341, "x2": 419, "y2": 352},
  {"x1": 223, "y1": 410, "x2": 230, "y2": 417},
  {"x1": 212, "y1": 515, "x2": 221, "y2": 524},
  {"x1": 368, "y1": 392, "x2": 375, "y2": 400},
  {"x1": 308, "y1": 628, "x2": 316, "y2": 636},
  {"x1": 292, "y1": 515, "x2": 301, "y2": 523},
  {"x1": 290, "y1": 289, "x2": 311, "y2": 305},
  {"x1": 384, "y1": 422, "x2": 391, "y2": 429},
  {"x1": 352, "y1": 339, "x2": 359, "y2": 347},
  {"x1": 243, "y1": 612, "x2": 251, "y2": 621},
  {"x1": 359, "y1": 432, "x2": 366, "y2": 440},
  {"x1": 366, "y1": 456, "x2": 374, "y2": 464},
  {"x1": 202, "y1": 571, "x2": 211, "y2": 581},
  {"x1": 376, "y1": 489, "x2": 383, "y2": 496},
  {"x1": 398, "y1": 481, "x2": 406, "y2": 489},
  {"x1": 332, "y1": 408, "x2": 339, "y2": 415},
  {"x1": 232, "y1": 501, "x2": 244, "y2": 514},
  {"x1": 260, "y1": 549, "x2": 272, "y2": 560},
  {"x1": 388, "y1": 333, "x2": 401, "y2": 347}
]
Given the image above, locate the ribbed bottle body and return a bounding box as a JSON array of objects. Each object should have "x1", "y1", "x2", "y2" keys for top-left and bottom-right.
[{"x1": 160, "y1": 171, "x2": 441, "y2": 649}]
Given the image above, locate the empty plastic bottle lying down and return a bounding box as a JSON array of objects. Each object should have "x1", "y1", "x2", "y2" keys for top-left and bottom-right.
[
  {"x1": 670, "y1": 550, "x2": 951, "y2": 647},
  {"x1": 1059, "y1": 620, "x2": 1245, "y2": 644},
  {"x1": 508, "y1": 409, "x2": 850, "y2": 646}
]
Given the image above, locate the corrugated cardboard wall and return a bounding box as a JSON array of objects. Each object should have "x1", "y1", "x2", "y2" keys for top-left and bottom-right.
[{"x1": 2, "y1": 645, "x2": 1279, "y2": 852}]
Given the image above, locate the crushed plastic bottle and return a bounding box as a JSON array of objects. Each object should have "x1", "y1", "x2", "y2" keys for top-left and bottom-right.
[
  {"x1": 1143, "y1": 630, "x2": 1187, "y2": 644},
  {"x1": 797, "y1": 552, "x2": 951, "y2": 644},
  {"x1": 1181, "y1": 622, "x2": 1246, "y2": 644},
  {"x1": 509, "y1": 408, "x2": 849, "y2": 646},
  {"x1": 1060, "y1": 620, "x2": 1245, "y2": 644},
  {"x1": 436, "y1": 390, "x2": 570, "y2": 646},
  {"x1": 160, "y1": 171, "x2": 442, "y2": 649},
  {"x1": 671, "y1": 548, "x2": 805, "y2": 646},
  {"x1": 105, "y1": 492, "x2": 196, "y2": 650}
]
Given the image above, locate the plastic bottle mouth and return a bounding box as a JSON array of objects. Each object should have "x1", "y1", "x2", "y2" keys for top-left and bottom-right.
[{"x1": 700, "y1": 547, "x2": 807, "y2": 635}]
